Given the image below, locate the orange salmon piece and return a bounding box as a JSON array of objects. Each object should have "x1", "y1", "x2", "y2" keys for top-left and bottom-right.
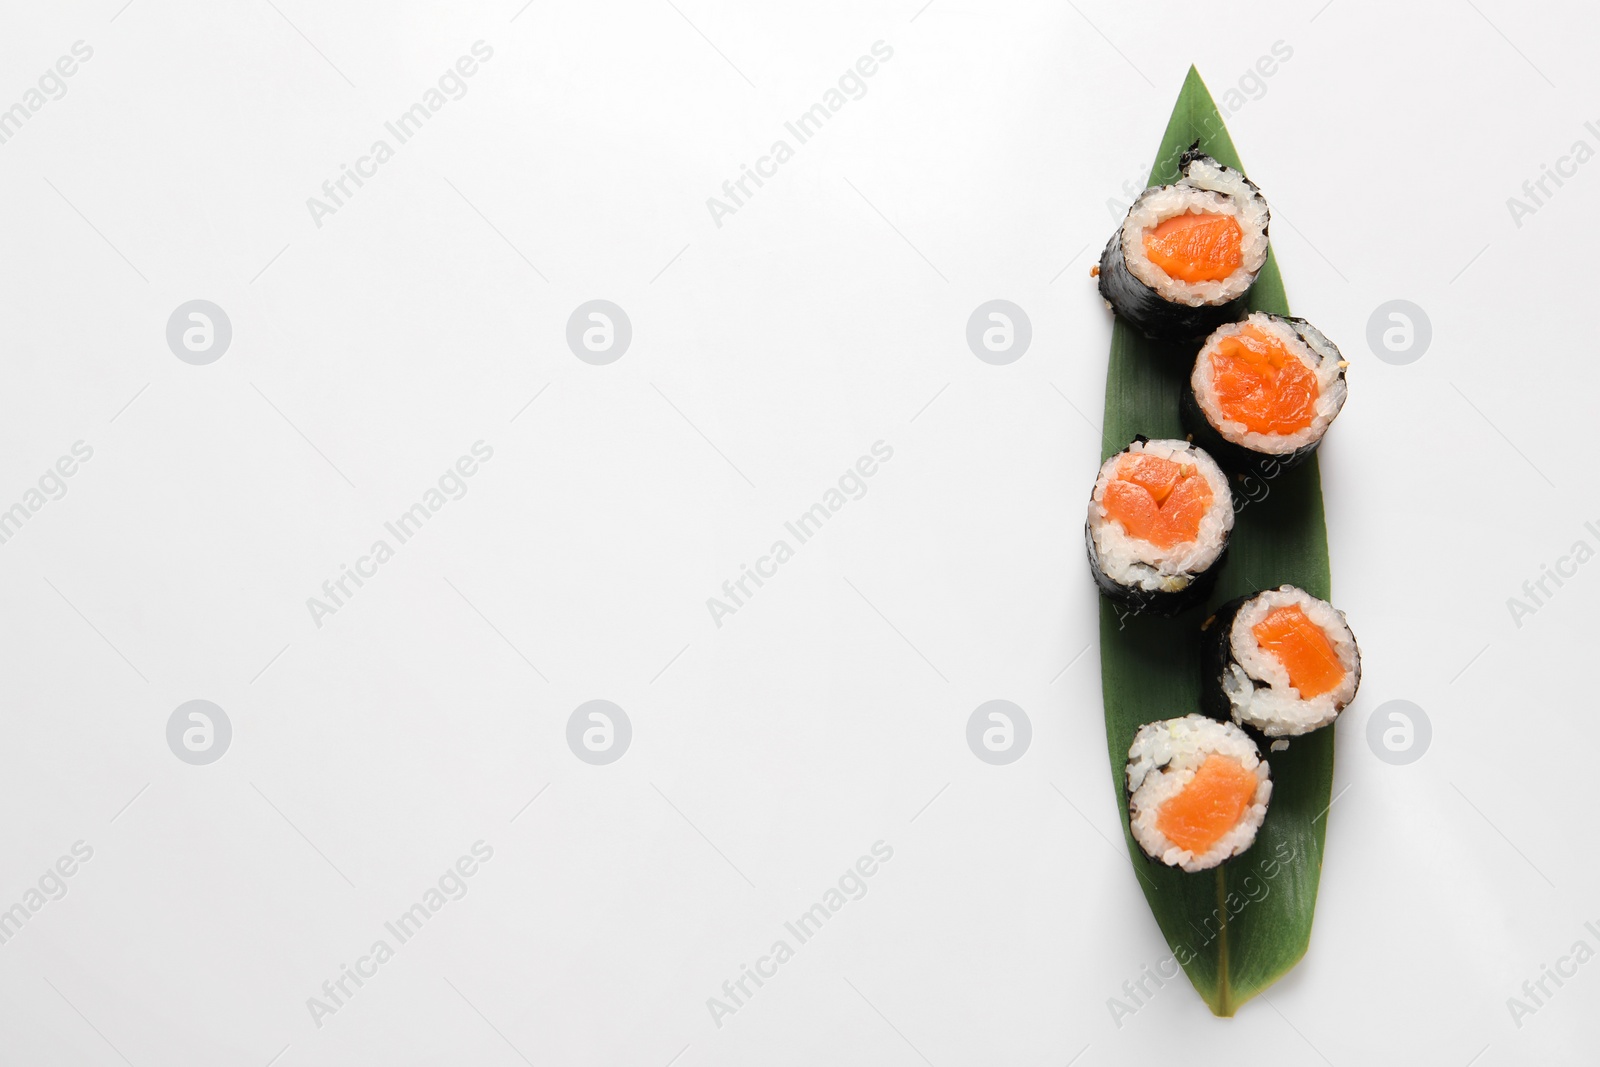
[
  {"x1": 1252, "y1": 604, "x2": 1344, "y2": 698},
  {"x1": 1117, "y1": 453, "x2": 1181, "y2": 503},
  {"x1": 1143, "y1": 212, "x2": 1244, "y2": 283},
  {"x1": 1210, "y1": 324, "x2": 1319, "y2": 435},
  {"x1": 1156, "y1": 755, "x2": 1259, "y2": 854},
  {"x1": 1102, "y1": 454, "x2": 1214, "y2": 549}
]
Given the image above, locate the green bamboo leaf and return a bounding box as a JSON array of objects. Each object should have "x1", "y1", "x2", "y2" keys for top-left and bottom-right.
[{"x1": 1098, "y1": 66, "x2": 1334, "y2": 1017}]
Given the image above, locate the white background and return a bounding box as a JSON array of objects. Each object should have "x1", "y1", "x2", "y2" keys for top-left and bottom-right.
[{"x1": 1, "y1": 0, "x2": 1596, "y2": 1064}]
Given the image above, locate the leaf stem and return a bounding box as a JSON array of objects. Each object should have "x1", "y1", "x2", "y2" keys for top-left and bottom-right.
[{"x1": 1214, "y1": 866, "x2": 1233, "y2": 1016}]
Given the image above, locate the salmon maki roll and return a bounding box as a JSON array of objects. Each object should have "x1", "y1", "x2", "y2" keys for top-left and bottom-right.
[
  {"x1": 1202, "y1": 585, "x2": 1361, "y2": 739},
  {"x1": 1126, "y1": 715, "x2": 1272, "y2": 872},
  {"x1": 1085, "y1": 438, "x2": 1233, "y2": 615},
  {"x1": 1098, "y1": 145, "x2": 1271, "y2": 340},
  {"x1": 1182, "y1": 313, "x2": 1349, "y2": 473}
]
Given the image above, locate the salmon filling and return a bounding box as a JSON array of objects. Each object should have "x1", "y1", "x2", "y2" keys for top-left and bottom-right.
[
  {"x1": 1156, "y1": 754, "x2": 1258, "y2": 854},
  {"x1": 1252, "y1": 605, "x2": 1344, "y2": 698},
  {"x1": 1142, "y1": 212, "x2": 1244, "y2": 283},
  {"x1": 1102, "y1": 453, "x2": 1214, "y2": 549},
  {"x1": 1210, "y1": 324, "x2": 1320, "y2": 435}
]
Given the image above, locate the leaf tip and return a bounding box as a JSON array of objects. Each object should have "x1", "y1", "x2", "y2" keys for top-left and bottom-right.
[{"x1": 1180, "y1": 66, "x2": 1220, "y2": 112}]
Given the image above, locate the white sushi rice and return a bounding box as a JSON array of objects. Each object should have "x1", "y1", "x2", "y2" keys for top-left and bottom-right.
[
  {"x1": 1126, "y1": 715, "x2": 1272, "y2": 872},
  {"x1": 1223, "y1": 585, "x2": 1360, "y2": 737},
  {"x1": 1088, "y1": 439, "x2": 1233, "y2": 593},
  {"x1": 1190, "y1": 313, "x2": 1349, "y2": 455},
  {"x1": 1120, "y1": 156, "x2": 1270, "y2": 307}
]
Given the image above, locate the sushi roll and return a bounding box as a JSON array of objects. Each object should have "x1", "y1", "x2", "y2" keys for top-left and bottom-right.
[
  {"x1": 1086, "y1": 438, "x2": 1234, "y2": 615},
  {"x1": 1182, "y1": 313, "x2": 1348, "y2": 474},
  {"x1": 1126, "y1": 715, "x2": 1272, "y2": 872},
  {"x1": 1098, "y1": 145, "x2": 1271, "y2": 341},
  {"x1": 1202, "y1": 585, "x2": 1361, "y2": 738}
]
